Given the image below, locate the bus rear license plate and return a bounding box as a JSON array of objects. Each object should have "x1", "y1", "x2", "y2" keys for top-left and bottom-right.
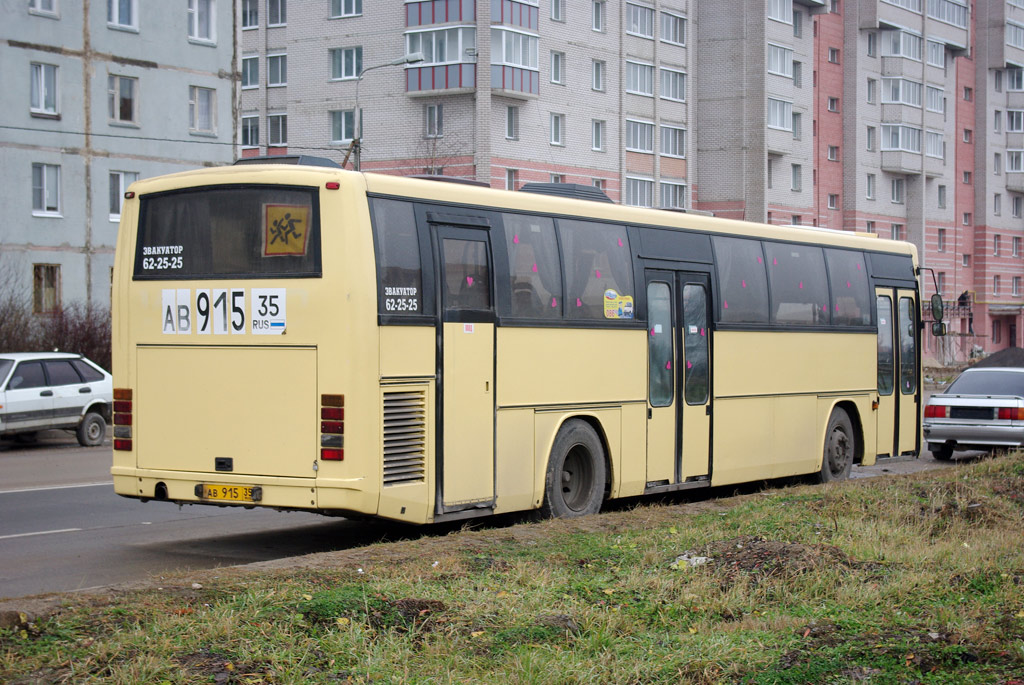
[{"x1": 199, "y1": 484, "x2": 256, "y2": 502}]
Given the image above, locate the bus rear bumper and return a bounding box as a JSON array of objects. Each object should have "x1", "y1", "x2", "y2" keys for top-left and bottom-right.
[{"x1": 112, "y1": 468, "x2": 319, "y2": 511}]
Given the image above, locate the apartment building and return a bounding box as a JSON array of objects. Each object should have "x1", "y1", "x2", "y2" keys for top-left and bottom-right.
[{"x1": 0, "y1": 0, "x2": 236, "y2": 313}]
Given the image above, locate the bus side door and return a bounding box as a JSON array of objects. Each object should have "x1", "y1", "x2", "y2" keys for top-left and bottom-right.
[
  {"x1": 875, "y1": 287, "x2": 919, "y2": 458},
  {"x1": 433, "y1": 225, "x2": 496, "y2": 514}
]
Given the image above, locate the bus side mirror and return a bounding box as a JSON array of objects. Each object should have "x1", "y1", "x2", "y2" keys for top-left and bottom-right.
[
  {"x1": 930, "y1": 293, "x2": 944, "y2": 322},
  {"x1": 932, "y1": 321, "x2": 947, "y2": 337}
]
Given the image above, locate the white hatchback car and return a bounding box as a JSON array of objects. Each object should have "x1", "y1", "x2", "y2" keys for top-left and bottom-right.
[{"x1": 0, "y1": 352, "x2": 112, "y2": 447}]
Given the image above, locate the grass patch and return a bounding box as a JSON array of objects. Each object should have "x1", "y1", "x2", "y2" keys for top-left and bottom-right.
[{"x1": 3, "y1": 454, "x2": 1024, "y2": 683}]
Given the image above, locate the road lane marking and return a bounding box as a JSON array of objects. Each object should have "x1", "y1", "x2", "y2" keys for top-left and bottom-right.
[
  {"x1": 0, "y1": 481, "x2": 113, "y2": 495},
  {"x1": 0, "y1": 528, "x2": 82, "y2": 541}
]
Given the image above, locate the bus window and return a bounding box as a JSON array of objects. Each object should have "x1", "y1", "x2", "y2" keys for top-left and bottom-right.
[
  {"x1": 877, "y1": 295, "x2": 894, "y2": 395},
  {"x1": 764, "y1": 243, "x2": 828, "y2": 326},
  {"x1": 712, "y1": 236, "x2": 768, "y2": 324},
  {"x1": 558, "y1": 220, "x2": 634, "y2": 321},
  {"x1": 899, "y1": 297, "x2": 916, "y2": 395},
  {"x1": 647, "y1": 282, "x2": 673, "y2": 406},
  {"x1": 371, "y1": 198, "x2": 423, "y2": 315},
  {"x1": 135, "y1": 185, "x2": 321, "y2": 279},
  {"x1": 825, "y1": 249, "x2": 871, "y2": 326},
  {"x1": 502, "y1": 214, "x2": 561, "y2": 319},
  {"x1": 442, "y1": 239, "x2": 490, "y2": 310},
  {"x1": 682, "y1": 284, "x2": 709, "y2": 405}
]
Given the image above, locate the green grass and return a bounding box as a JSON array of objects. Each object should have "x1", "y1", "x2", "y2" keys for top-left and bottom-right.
[{"x1": 3, "y1": 454, "x2": 1024, "y2": 684}]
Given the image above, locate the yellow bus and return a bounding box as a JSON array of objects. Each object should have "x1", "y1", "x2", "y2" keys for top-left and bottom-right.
[{"x1": 111, "y1": 160, "x2": 928, "y2": 524}]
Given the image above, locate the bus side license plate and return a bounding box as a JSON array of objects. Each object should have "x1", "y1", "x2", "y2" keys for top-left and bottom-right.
[{"x1": 199, "y1": 484, "x2": 255, "y2": 502}]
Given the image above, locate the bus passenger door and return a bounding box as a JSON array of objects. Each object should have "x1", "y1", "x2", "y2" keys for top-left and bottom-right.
[
  {"x1": 645, "y1": 275, "x2": 677, "y2": 485},
  {"x1": 874, "y1": 290, "x2": 897, "y2": 458},
  {"x1": 875, "y1": 287, "x2": 919, "y2": 459},
  {"x1": 895, "y1": 290, "x2": 919, "y2": 456},
  {"x1": 678, "y1": 273, "x2": 712, "y2": 481},
  {"x1": 434, "y1": 225, "x2": 495, "y2": 514}
]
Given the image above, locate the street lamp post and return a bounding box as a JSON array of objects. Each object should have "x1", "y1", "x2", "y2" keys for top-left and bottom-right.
[{"x1": 346, "y1": 52, "x2": 424, "y2": 170}]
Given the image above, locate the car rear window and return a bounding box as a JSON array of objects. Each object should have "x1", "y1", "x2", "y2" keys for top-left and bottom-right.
[{"x1": 947, "y1": 370, "x2": 1024, "y2": 396}]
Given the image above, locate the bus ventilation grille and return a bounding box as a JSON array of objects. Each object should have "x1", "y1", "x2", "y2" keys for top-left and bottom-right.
[{"x1": 382, "y1": 389, "x2": 428, "y2": 485}]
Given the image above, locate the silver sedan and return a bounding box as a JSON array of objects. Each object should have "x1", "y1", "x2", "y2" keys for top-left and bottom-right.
[{"x1": 924, "y1": 366, "x2": 1024, "y2": 460}]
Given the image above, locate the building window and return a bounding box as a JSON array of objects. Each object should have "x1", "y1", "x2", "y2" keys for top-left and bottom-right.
[
  {"x1": 592, "y1": 0, "x2": 605, "y2": 31},
  {"x1": 660, "y1": 68, "x2": 686, "y2": 101},
  {"x1": 241, "y1": 115, "x2": 259, "y2": 147},
  {"x1": 505, "y1": 168, "x2": 518, "y2": 190},
  {"x1": 927, "y1": 40, "x2": 945, "y2": 68},
  {"x1": 241, "y1": 56, "x2": 258, "y2": 89},
  {"x1": 593, "y1": 178, "x2": 606, "y2": 191},
  {"x1": 29, "y1": 63, "x2": 58, "y2": 115},
  {"x1": 767, "y1": 98, "x2": 792, "y2": 130},
  {"x1": 592, "y1": 60, "x2": 605, "y2": 91},
  {"x1": 625, "y1": 177, "x2": 654, "y2": 207},
  {"x1": 767, "y1": 0, "x2": 793, "y2": 23},
  {"x1": 28, "y1": 0, "x2": 58, "y2": 16},
  {"x1": 109, "y1": 170, "x2": 138, "y2": 221},
  {"x1": 422, "y1": 104, "x2": 443, "y2": 138},
  {"x1": 883, "y1": 77, "x2": 923, "y2": 106},
  {"x1": 107, "y1": 74, "x2": 137, "y2": 123},
  {"x1": 767, "y1": 43, "x2": 794, "y2": 78},
  {"x1": 827, "y1": 97, "x2": 839, "y2": 112},
  {"x1": 31, "y1": 163, "x2": 60, "y2": 215},
  {"x1": 963, "y1": 170, "x2": 972, "y2": 184},
  {"x1": 937, "y1": 228, "x2": 947, "y2": 252},
  {"x1": 550, "y1": 51, "x2": 565, "y2": 84},
  {"x1": 962, "y1": 86, "x2": 972, "y2": 101},
  {"x1": 791, "y1": 163, "x2": 802, "y2": 191},
  {"x1": 995, "y1": 193, "x2": 1002, "y2": 215},
  {"x1": 963, "y1": 212, "x2": 971, "y2": 227},
  {"x1": 936, "y1": 272, "x2": 946, "y2": 295},
  {"x1": 867, "y1": 126, "x2": 876, "y2": 151},
  {"x1": 661, "y1": 12, "x2": 685, "y2": 45},
  {"x1": 242, "y1": 0, "x2": 258, "y2": 28},
  {"x1": 937, "y1": 184, "x2": 946, "y2": 208},
  {"x1": 268, "y1": 0, "x2": 286, "y2": 26},
  {"x1": 108, "y1": 0, "x2": 137, "y2": 29},
  {"x1": 550, "y1": 173, "x2": 565, "y2": 184},
  {"x1": 551, "y1": 0, "x2": 564, "y2": 21},
  {"x1": 413, "y1": 26, "x2": 479, "y2": 66},
  {"x1": 994, "y1": 275, "x2": 1001, "y2": 296},
  {"x1": 330, "y1": 110, "x2": 356, "y2": 142},
  {"x1": 827, "y1": 145, "x2": 839, "y2": 161},
  {"x1": 1009, "y1": 151, "x2": 1024, "y2": 173},
  {"x1": 1010, "y1": 69, "x2": 1024, "y2": 91},
  {"x1": 793, "y1": 8, "x2": 802, "y2": 35},
  {"x1": 506, "y1": 106, "x2": 519, "y2": 140},
  {"x1": 866, "y1": 220, "x2": 875, "y2": 234},
  {"x1": 626, "y1": 120, "x2": 654, "y2": 153},
  {"x1": 882, "y1": 124, "x2": 922, "y2": 153},
  {"x1": 661, "y1": 125, "x2": 685, "y2": 158},
  {"x1": 883, "y1": 29, "x2": 923, "y2": 60},
  {"x1": 268, "y1": 54, "x2": 287, "y2": 86},
  {"x1": 187, "y1": 0, "x2": 214, "y2": 41},
  {"x1": 188, "y1": 86, "x2": 215, "y2": 133},
  {"x1": 268, "y1": 113, "x2": 287, "y2": 145},
  {"x1": 925, "y1": 131, "x2": 944, "y2": 159},
  {"x1": 828, "y1": 193, "x2": 839, "y2": 209},
  {"x1": 661, "y1": 182, "x2": 686, "y2": 209},
  {"x1": 1013, "y1": 195, "x2": 1023, "y2": 218},
  {"x1": 867, "y1": 173, "x2": 876, "y2": 199},
  {"x1": 867, "y1": 32, "x2": 877, "y2": 56},
  {"x1": 891, "y1": 178, "x2": 905, "y2": 204},
  {"x1": 963, "y1": 129, "x2": 972, "y2": 143},
  {"x1": 767, "y1": 158, "x2": 774, "y2": 188},
  {"x1": 867, "y1": 78, "x2": 877, "y2": 103},
  {"x1": 925, "y1": 86, "x2": 944, "y2": 113},
  {"x1": 330, "y1": 47, "x2": 362, "y2": 80},
  {"x1": 828, "y1": 47, "x2": 840, "y2": 63},
  {"x1": 626, "y1": 2, "x2": 655, "y2": 38},
  {"x1": 996, "y1": 153, "x2": 1003, "y2": 175},
  {"x1": 1015, "y1": 277, "x2": 1022, "y2": 297},
  {"x1": 550, "y1": 113, "x2": 565, "y2": 146},
  {"x1": 330, "y1": 0, "x2": 361, "y2": 17},
  {"x1": 962, "y1": 254, "x2": 970, "y2": 267},
  {"x1": 33, "y1": 265, "x2": 60, "y2": 314},
  {"x1": 626, "y1": 61, "x2": 654, "y2": 96},
  {"x1": 791, "y1": 215, "x2": 801, "y2": 225},
  {"x1": 792, "y1": 112, "x2": 802, "y2": 140},
  {"x1": 891, "y1": 223, "x2": 903, "y2": 240},
  {"x1": 592, "y1": 119, "x2": 605, "y2": 151},
  {"x1": 793, "y1": 61, "x2": 802, "y2": 88},
  {"x1": 1014, "y1": 236, "x2": 1021, "y2": 257},
  {"x1": 1008, "y1": 110, "x2": 1024, "y2": 132}
]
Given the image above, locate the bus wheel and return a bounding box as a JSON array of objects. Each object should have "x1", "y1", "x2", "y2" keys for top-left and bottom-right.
[
  {"x1": 818, "y1": 408, "x2": 854, "y2": 483},
  {"x1": 541, "y1": 419, "x2": 606, "y2": 518}
]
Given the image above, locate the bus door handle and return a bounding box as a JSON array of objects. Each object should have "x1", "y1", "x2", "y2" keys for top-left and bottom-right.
[
  {"x1": 647, "y1": 407, "x2": 652, "y2": 419},
  {"x1": 706, "y1": 405, "x2": 711, "y2": 416}
]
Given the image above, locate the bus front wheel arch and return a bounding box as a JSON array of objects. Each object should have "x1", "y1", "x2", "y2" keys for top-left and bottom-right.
[
  {"x1": 540, "y1": 418, "x2": 607, "y2": 519},
  {"x1": 817, "y1": 407, "x2": 855, "y2": 483}
]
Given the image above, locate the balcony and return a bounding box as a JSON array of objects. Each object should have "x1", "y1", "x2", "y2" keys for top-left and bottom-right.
[
  {"x1": 1008, "y1": 173, "x2": 1024, "y2": 193},
  {"x1": 406, "y1": 63, "x2": 476, "y2": 95},
  {"x1": 881, "y1": 150, "x2": 922, "y2": 174}
]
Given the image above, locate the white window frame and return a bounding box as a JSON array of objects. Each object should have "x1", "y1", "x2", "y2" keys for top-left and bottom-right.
[
  {"x1": 791, "y1": 163, "x2": 802, "y2": 191},
  {"x1": 891, "y1": 178, "x2": 905, "y2": 204},
  {"x1": 867, "y1": 173, "x2": 876, "y2": 199},
  {"x1": 592, "y1": 119, "x2": 605, "y2": 151},
  {"x1": 330, "y1": 47, "x2": 362, "y2": 81},
  {"x1": 660, "y1": 11, "x2": 685, "y2": 46},
  {"x1": 490, "y1": 27, "x2": 536, "y2": 70},
  {"x1": 551, "y1": 0, "x2": 564, "y2": 21},
  {"x1": 506, "y1": 105, "x2": 519, "y2": 140},
  {"x1": 767, "y1": 43, "x2": 794, "y2": 78},
  {"x1": 882, "y1": 77, "x2": 923, "y2": 107},
  {"x1": 1012, "y1": 195, "x2": 1023, "y2": 219},
  {"x1": 592, "y1": 59, "x2": 605, "y2": 91},
  {"x1": 881, "y1": 124, "x2": 922, "y2": 153},
  {"x1": 928, "y1": 0, "x2": 968, "y2": 29},
  {"x1": 827, "y1": 193, "x2": 839, "y2": 210},
  {"x1": 660, "y1": 125, "x2": 685, "y2": 158},
  {"x1": 626, "y1": 60, "x2": 654, "y2": 96},
  {"x1": 881, "y1": 0, "x2": 922, "y2": 11},
  {"x1": 1010, "y1": 69, "x2": 1024, "y2": 91},
  {"x1": 425, "y1": 103, "x2": 443, "y2": 138},
  {"x1": 926, "y1": 39, "x2": 945, "y2": 68},
  {"x1": 550, "y1": 112, "x2": 565, "y2": 146},
  {"x1": 767, "y1": 0, "x2": 793, "y2": 24},
  {"x1": 268, "y1": 113, "x2": 287, "y2": 146},
  {"x1": 925, "y1": 85, "x2": 944, "y2": 113},
  {"x1": 827, "y1": 145, "x2": 839, "y2": 161},
  {"x1": 28, "y1": 0, "x2": 58, "y2": 17},
  {"x1": 626, "y1": 2, "x2": 655, "y2": 38},
  {"x1": 883, "y1": 30, "x2": 923, "y2": 61},
  {"x1": 937, "y1": 228, "x2": 946, "y2": 252},
  {"x1": 660, "y1": 181, "x2": 686, "y2": 209},
  {"x1": 107, "y1": 74, "x2": 138, "y2": 124},
  {"x1": 995, "y1": 193, "x2": 1003, "y2": 216},
  {"x1": 1008, "y1": 110, "x2": 1024, "y2": 133},
  {"x1": 767, "y1": 97, "x2": 793, "y2": 131},
  {"x1": 659, "y1": 67, "x2": 686, "y2": 102},
  {"x1": 241, "y1": 56, "x2": 259, "y2": 89},
  {"x1": 925, "y1": 130, "x2": 944, "y2": 159},
  {"x1": 827, "y1": 96, "x2": 840, "y2": 112},
  {"x1": 241, "y1": 0, "x2": 258, "y2": 28},
  {"x1": 1007, "y1": 150, "x2": 1024, "y2": 173},
  {"x1": 626, "y1": 119, "x2": 654, "y2": 153},
  {"x1": 938, "y1": 184, "x2": 946, "y2": 208},
  {"x1": 625, "y1": 176, "x2": 654, "y2": 207},
  {"x1": 330, "y1": 109, "x2": 356, "y2": 143},
  {"x1": 506, "y1": 168, "x2": 518, "y2": 191},
  {"x1": 188, "y1": 85, "x2": 216, "y2": 134},
  {"x1": 267, "y1": 53, "x2": 287, "y2": 87},
  {"x1": 108, "y1": 0, "x2": 138, "y2": 30},
  {"x1": 109, "y1": 170, "x2": 138, "y2": 222},
  {"x1": 330, "y1": 0, "x2": 362, "y2": 18},
  {"x1": 550, "y1": 51, "x2": 565, "y2": 84},
  {"x1": 30, "y1": 62, "x2": 58, "y2": 115},
  {"x1": 241, "y1": 114, "x2": 259, "y2": 148},
  {"x1": 31, "y1": 162, "x2": 61, "y2": 216},
  {"x1": 592, "y1": 0, "x2": 605, "y2": 32},
  {"x1": 268, "y1": 0, "x2": 286, "y2": 27},
  {"x1": 187, "y1": 0, "x2": 214, "y2": 42}
]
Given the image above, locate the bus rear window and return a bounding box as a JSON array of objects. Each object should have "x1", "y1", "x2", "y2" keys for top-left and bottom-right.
[{"x1": 134, "y1": 185, "x2": 322, "y2": 279}]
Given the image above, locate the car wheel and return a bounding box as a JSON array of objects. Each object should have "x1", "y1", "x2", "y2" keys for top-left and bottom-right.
[
  {"x1": 77, "y1": 412, "x2": 106, "y2": 447},
  {"x1": 817, "y1": 408, "x2": 855, "y2": 483},
  {"x1": 540, "y1": 419, "x2": 606, "y2": 519},
  {"x1": 931, "y1": 443, "x2": 954, "y2": 461}
]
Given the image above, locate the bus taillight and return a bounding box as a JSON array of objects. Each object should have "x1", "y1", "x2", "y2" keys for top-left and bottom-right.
[
  {"x1": 113, "y1": 388, "x2": 133, "y2": 450},
  {"x1": 320, "y1": 394, "x2": 344, "y2": 461}
]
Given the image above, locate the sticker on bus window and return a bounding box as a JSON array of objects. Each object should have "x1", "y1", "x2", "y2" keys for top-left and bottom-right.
[
  {"x1": 603, "y1": 290, "x2": 635, "y2": 319},
  {"x1": 263, "y1": 204, "x2": 310, "y2": 257}
]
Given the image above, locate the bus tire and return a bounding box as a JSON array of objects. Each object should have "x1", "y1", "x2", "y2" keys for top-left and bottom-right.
[
  {"x1": 540, "y1": 419, "x2": 606, "y2": 518},
  {"x1": 818, "y1": 408, "x2": 854, "y2": 483},
  {"x1": 77, "y1": 412, "x2": 106, "y2": 447}
]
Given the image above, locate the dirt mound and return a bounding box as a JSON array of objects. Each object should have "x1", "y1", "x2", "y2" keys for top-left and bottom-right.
[
  {"x1": 971, "y1": 347, "x2": 1024, "y2": 369},
  {"x1": 697, "y1": 535, "x2": 853, "y2": 579}
]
